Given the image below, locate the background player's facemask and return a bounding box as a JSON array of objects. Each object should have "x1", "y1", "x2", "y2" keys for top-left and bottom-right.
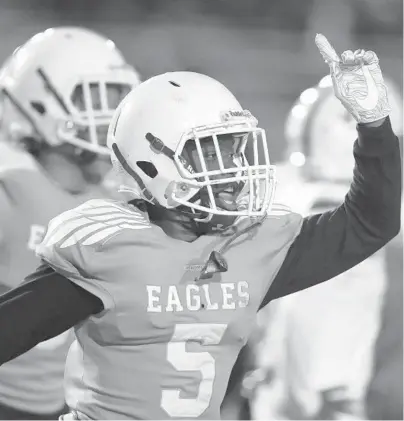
[
  {"x1": 1, "y1": 70, "x2": 135, "y2": 161},
  {"x1": 56, "y1": 77, "x2": 133, "y2": 157},
  {"x1": 33, "y1": 79, "x2": 132, "y2": 185}
]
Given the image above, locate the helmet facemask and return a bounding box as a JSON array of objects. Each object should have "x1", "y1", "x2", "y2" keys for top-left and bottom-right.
[
  {"x1": 1, "y1": 67, "x2": 136, "y2": 160},
  {"x1": 55, "y1": 73, "x2": 134, "y2": 157},
  {"x1": 168, "y1": 111, "x2": 277, "y2": 225}
]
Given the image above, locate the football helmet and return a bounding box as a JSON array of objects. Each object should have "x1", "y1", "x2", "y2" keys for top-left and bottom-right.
[
  {"x1": 108, "y1": 72, "x2": 276, "y2": 225},
  {"x1": 285, "y1": 74, "x2": 403, "y2": 182},
  {"x1": 0, "y1": 27, "x2": 140, "y2": 156}
]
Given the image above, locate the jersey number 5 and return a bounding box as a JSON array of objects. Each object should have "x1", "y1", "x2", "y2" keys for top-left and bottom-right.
[{"x1": 161, "y1": 323, "x2": 227, "y2": 418}]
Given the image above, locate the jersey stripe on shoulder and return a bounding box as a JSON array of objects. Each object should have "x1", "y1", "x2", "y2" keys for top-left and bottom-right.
[
  {"x1": 43, "y1": 199, "x2": 150, "y2": 249},
  {"x1": 266, "y1": 202, "x2": 293, "y2": 217}
]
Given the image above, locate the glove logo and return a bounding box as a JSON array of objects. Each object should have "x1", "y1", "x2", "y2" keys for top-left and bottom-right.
[
  {"x1": 315, "y1": 33, "x2": 390, "y2": 124},
  {"x1": 355, "y1": 66, "x2": 379, "y2": 111}
]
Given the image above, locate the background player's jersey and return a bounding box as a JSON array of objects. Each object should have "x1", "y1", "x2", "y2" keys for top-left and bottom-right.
[
  {"x1": 37, "y1": 198, "x2": 303, "y2": 420},
  {"x1": 0, "y1": 142, "x2": 116, "y2": 414},
  {"x1": 365, "y1": 202, "x2": 403, "y2": 420},
  {"x1": 252, "y1": 172, "x2": 387, "y2": 420}
]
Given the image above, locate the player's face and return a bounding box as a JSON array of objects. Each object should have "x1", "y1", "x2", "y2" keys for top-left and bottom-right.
[
  {"x1": 193, "y1": 135, "x2": 239, "y2": 173},
  {"x1": 185, "y1": 133, "x2": 242, "y2": 174},
  {"x1": 184, "y1": 133, "x2": 244, "y2": 212}
]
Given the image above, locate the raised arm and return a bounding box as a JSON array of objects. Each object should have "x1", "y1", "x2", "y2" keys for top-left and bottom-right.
[{"x1": 261, "y1": 35, "x2": 401, "y2": 306}]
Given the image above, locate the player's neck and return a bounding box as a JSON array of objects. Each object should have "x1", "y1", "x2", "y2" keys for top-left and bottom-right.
[
  {"x1": 155, "y1": 219, "x2": 199, "y2": 242},
  {"x1": 145, "y1": 204, "x2": 199, "y2": 242}
]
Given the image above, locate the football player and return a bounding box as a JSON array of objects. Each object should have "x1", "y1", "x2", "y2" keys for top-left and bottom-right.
[
  {"x1": 365, "y1": 213, "x2": 403, "y2": 420},
  {"x1": 251, "y1": 72, "x2": 403, "y2": 419},
  {"x1": 0, "y1": 35, "x2": 401, "y2": 420},
  {"x1": 0, "y1": 27, "x2": 140, "y2": 419}
]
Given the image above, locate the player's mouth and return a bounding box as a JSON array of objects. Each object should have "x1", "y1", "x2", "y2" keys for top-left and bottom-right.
[{"x1": 212, "y1": 184, "x2": 240, "y2": 211}]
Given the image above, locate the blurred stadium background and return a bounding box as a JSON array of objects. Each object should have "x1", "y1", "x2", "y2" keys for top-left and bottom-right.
[
  {"x1": 0, "y1": 0, "x2": 402, "y2": 420},
  {"x1": 0, "y1": 0, "x2": 401, "y2": 162}
]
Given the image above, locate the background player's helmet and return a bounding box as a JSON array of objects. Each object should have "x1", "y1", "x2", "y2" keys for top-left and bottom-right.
[
  {"x1": 284, "y1": 75, "x2": 403, "y2": 183},
  {"x1": 0, "y1": 27, "x2": 140, "y2": 157},
  {"x1": 108, "y1": 72, "x2": 277, "y2": 224}
]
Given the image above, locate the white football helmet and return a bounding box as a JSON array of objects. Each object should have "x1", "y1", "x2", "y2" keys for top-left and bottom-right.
[
  {"x1": 0, "y1": 27, "x2": 140, "y2": 156},
  {"x1": 285, "y1": 75, "x2": 403, "y2": 182},
  {"x1": 108, "y1": 72, "x2": 276, "y2": 224}
]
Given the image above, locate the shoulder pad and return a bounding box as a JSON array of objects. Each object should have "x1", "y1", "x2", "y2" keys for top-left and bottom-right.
[
  {"x1": 41, "y1": 199, "x2": 151, "y2": 249},
  {"x1": 266, "y1": 202, "x2": 294, "y2": 217},
  {"x1": 36, "y1": 199, "x2": 150, "y2": 312}
]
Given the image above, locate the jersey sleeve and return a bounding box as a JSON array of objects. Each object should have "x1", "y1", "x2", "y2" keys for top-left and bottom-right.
[{"x1": 36, "y1": 199, "x2": 151, "y2": 311}]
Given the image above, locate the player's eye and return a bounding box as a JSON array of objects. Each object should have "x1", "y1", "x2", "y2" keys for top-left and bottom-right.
[{"x1": 204, "y1": 150, "x2": 217, "y2": 161}]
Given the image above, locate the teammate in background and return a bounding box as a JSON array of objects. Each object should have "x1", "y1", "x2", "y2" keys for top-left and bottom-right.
[
  {"x1": 365, "y1": 210, "x2": 403, "y2": 420},
  {"x1": 365, "y1": 89, "x2": 403, "y2": 421},
  {"x1": 0, "y1": 27, "x2": 140, "y2": 419},
  {"x1": 0, "y1": 35, "x2": 401, "y2": 420},
  {"x1": 251, "y1": 74, "x2": 403, "y2": 420}
]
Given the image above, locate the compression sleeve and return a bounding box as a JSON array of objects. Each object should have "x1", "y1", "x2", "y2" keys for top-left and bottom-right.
[{"x1": 0, "y1": 262, "x2": 103, "y2": 366}]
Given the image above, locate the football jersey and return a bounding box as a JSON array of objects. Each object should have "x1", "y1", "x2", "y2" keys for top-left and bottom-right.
[
  {"x1": 37, "y1": 198, "x2": 303, "y2": 420},
  {"x1": 365, "y1": 203, "x2": 403, "y2": 420},
  {"x1": 0, "y1": 142, "x2": 116, "y2": 414},
  {"x1": 252, "y1": 176, "x2": 387, "y2": 420}
]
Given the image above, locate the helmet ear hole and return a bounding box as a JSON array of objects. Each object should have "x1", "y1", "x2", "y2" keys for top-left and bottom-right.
[
  {"x1": 31, "y1": 101, "x2": 46, "y2": 115},
  {"x1": 137, "y1": 160, "x2": 158, "y2": 178}
]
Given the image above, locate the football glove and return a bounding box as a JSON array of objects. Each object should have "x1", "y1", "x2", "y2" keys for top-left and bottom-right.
[{"x1": 315, "y1": 33, "x2": 391, "y2": 124}]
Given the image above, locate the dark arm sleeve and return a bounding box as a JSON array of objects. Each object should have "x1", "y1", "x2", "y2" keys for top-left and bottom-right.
[
  {"x1": 261, "y1": 117, "x2": 401, "y2": 306},
  {"x1": 0, "y1": 262, "x2": 103, "y2": 366}
]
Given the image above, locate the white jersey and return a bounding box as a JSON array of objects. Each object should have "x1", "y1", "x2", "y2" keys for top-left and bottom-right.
[{"x1": 253, "y1": 172, "x2": 387, "y2": 420}]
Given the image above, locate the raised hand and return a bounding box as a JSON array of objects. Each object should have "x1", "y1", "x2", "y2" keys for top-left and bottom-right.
[{"x1": 315, "y1": 33, "x2": 391, "y2": 124}]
